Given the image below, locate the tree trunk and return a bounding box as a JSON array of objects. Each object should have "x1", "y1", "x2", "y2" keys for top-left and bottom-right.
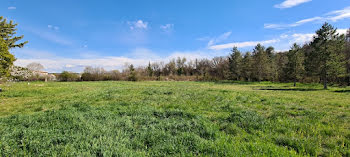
[
  {"x1": 323, "y1": 71, "x2": 327, "y2": 89},
  {"x1": 294, "y1": 78, "x2": 296, "y2": 87}
]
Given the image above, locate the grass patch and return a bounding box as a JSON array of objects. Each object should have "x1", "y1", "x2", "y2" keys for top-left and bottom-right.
[{"x1": 0, "y1": 81, "x2": 349, "y2": 156}]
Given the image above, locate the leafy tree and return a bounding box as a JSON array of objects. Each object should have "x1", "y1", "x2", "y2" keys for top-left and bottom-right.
[
  {"x1": 309, "y1": 23, "x2": 345, "y2": 89},
  {"x1": 58, "y1": 71, "x2": 80, "y2": 82},
  {"x1": 0, "y1": 16, "x2": 28, "y2": 48},
  {"x1": 228, "y1": 47, "x2": 242, "y2": 80},
  {"x1": 285, "y1": 43, "x2": 305, "y2": 86},
  {"x1": 0, "y1": 38, "x2": 15, "y2": 77}
]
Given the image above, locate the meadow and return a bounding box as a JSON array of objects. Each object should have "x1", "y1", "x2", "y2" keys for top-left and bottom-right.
[{"x1": 0, "y1": 81, "x2": 349, "y2": 156}]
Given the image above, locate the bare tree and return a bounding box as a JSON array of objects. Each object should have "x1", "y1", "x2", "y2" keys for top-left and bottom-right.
[{"x1": 27, "y1": 62, "x2": 44, "y2": 71}]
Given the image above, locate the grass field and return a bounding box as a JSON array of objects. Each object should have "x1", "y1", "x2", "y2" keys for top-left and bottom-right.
[{"x1": 0, "y1": 81, "x2": 349, "y2": 156}]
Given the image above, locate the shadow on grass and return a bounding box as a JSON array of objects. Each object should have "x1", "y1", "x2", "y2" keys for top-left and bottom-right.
[
  {"x1": 214, "y1": 81, "x2": 256, "y2": 85},
  {"x1": 258, "y1": 88, "x2": 322, "y2": 91},
  {"x1": 334, "y1": 90, "x2": 350, "y2": 93}
]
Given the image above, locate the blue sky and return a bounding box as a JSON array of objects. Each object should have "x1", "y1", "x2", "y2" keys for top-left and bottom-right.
[{"x1": 2, "y1": 0, "x2": 350, "y2": 72}]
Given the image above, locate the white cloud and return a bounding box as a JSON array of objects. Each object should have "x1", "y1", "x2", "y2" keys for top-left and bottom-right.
[
  {"x1": 8, "y1": 6, "x2": 16, "y2": 10},
  {"x1": 208, "y1": 28, "x2": 347, "y2": 51},
  {"x1": 128, "y1": 20, "x2": 148, "y2": 30},
  {"x1": 13, "y1": 48, "x2": 223, "y2": 73},
  {"x1": 48, "y1": 25, "x2": 60, "y2": 30},
  {"x1": 326, "y1": 6, "x2": 350, "y2": 22},
  {"x1": 290, "y1": 33, "x2": 314, "y2": 44},
  {"x1": 265, "y1": 6, "x2": 350, "y2": 29},
  {"x1": 265, "y1": 17, "x2": 323, "y2": 29},
  {"x1": 160, "y1": 24, "x2": 174, "y2": 32},
  {"x1": 274, "y1": 0, "x2": 311, "y2": 9},
  {"x1": 207, "y1": 32, "x2": 232, "y2": 46},
  {"x1": 209, "y1": 39, "x2": 279, "y2": 50},
  {"x1": 338, "y1": 29, "x2": 348, "y2": 35}
]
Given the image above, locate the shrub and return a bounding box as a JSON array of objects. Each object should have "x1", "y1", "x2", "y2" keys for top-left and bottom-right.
[{"x1": 57, "y1": 71, "x2": 80, "y2": 82}]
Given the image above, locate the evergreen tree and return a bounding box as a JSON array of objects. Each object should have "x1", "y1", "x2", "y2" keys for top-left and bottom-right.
[
  {"x1": 0, "y1": 16, "x2": 28, "y2": 48},
  {"x1": 0, "y1": 38, "x2": 15, "y2": 77},
  {"x1": 241, "y1": 52, "x2": 253, "y2": 81},
  {"x1": 228, "y1": 47, "x2": 242, "y2": 80},
  {"x1": 252, "y1": 44, "x2": 269, "y2": 81},
  {"x1": 310, "y1": 23, "x2": 345, "y2": 89},
  {"x1": 266, "y1": 46, "x2": 277, "y2": 81},
  {"x1": 345, "y1": 28, "x2": 350, "y2": 85},
  {"x1": 285, "y1": 43, "x2": 304, "y2": 86},
  {"x1": 128, "y1": 64, "x2": 137, "y2": 81}
]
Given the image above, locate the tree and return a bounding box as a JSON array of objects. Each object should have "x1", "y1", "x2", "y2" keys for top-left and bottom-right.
[
  {"x1": 285, "y1": 43, "x2": 304, "y2": 86},
  {"x1": 310, "y1": 23, "x2": 345, "y2": 89},
  {"x1": 27, "y1": 62, "x2": 44, "y2": 71},
  {"x1": 241, "y1": 52, "x2": 253, "y2": 81},
  {"x1": 146, "y1": 62, "x2": 153, "y2": 77},
  {"x1": 345, "y1": 28, "x2": 350, "y2": 85},
  {"x1": 228, "y1": 47, "x2": 242, "y2": 80},
  {"x1": 252, "y1": 44, "x2": 269, "y2": 81},
  {"x1": 128, "y1": 64, "x2": 137, "y2": 81},
  {"x1": 266, "y1": 46, "x2": 277, "y2": 81},
  {"x1": 210, "y1": 56, "x2": 229, "y2": 80},
  {"x1": 0, "y1": 16, "x2": 28, "y2": 48},
  {"x1": 176, "y1": 57, "x2": 186, "y2": 76},
  {"x1": 0, "y1": 38, "x2": 15, "y2": 77},
  {"x1": 58, "y1": 71, "x2": 80, "y2": 82}
]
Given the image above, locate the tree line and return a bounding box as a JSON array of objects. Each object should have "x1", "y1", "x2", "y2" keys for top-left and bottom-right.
[
  {"x1": 73, "y1": 23, "x2": 349, "y2": 89},
  {"x1": 0, "y1": 16, "x2": 349, "y2": 89}
]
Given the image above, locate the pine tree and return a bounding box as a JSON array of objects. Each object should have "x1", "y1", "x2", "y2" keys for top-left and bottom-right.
[
  {"x1": 345, "y1": 28, "x2": 350, "y2": 85},
  {"x1": 228, "y1": 47, "x2": 242, "y2": 80},
  {"x1": 310, "y1": 23, "x2": 345, "y2": 89},
  {"x1": 128, "y1": 64, "x2": 137, "y2": 81},
  {"x1": 242, "y1": 52, "x2": 253, "y2": 81},
  {"x1": 285, "y1": 43, "x2": 304, "y2": 86},
  {"x1": 252, "y1": 44, "x2": 269, "y2": 81},
  {"x1": 0, "y1": 38, "x2": 15, "y2": 77},
  {"x1": 0, "y1": 16, "x2": 28, "y2": 48}
]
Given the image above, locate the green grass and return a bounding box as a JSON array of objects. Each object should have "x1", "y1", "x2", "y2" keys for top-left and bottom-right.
[{"x1": 0, "y1": 81, "x2": 349, "y2": 156}]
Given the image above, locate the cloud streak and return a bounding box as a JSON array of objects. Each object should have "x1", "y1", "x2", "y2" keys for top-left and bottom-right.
[
  {"x1": 7, "y1": 6, "x2": 16, "y2": 10},
  {"x1": 274, "y1": 0, "x2": 311, "y2": 9},
  {"x1": 25, "y1": 27, "x2": 74, "y2": 46},
  {"x1": 207, "y1": 31, "x2": 232, "y2": 46},
  {"x1": 265, "y1": 6, "x2": 350, "y2": 29},
  {"x1": 209, "y1": 39, "x2": 279, "y2": 50},
  {"x1": 208, "y1": 28, "x2": 348, "y2": 51}
]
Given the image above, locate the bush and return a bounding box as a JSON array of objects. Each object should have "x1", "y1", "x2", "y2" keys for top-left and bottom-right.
[{"x1": 57, "y1": 71, "x2": 80, "y2": 82}]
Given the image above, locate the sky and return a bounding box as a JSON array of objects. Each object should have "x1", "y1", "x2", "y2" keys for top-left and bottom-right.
[{"x1": 1, "y1": 0, "x2": 350, "y2": 72}]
